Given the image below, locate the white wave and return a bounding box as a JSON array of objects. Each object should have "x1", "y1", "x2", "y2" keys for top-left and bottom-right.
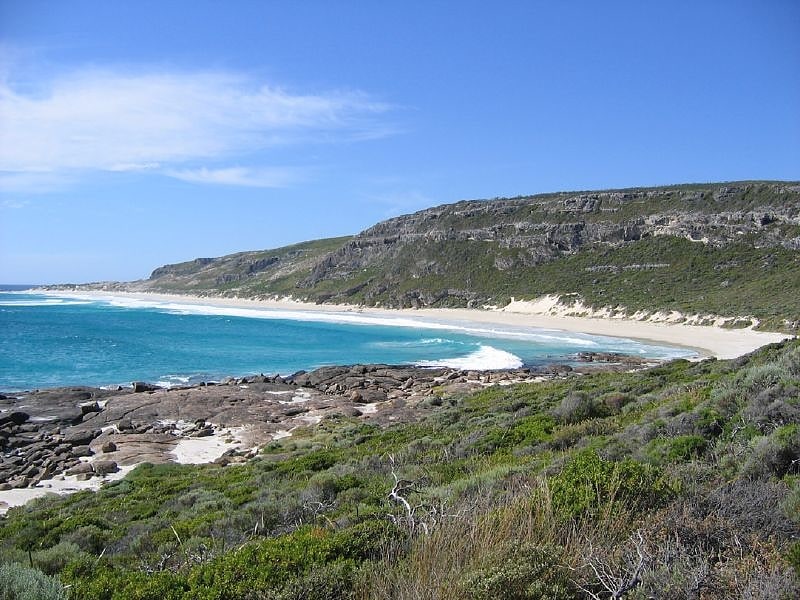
[
  {"x1": 416, "y1": 345, "x2": 523, "y2": 370},
  {"x1": 155, "y1": 375, "x2": 193, "y2": 388},
  {"x1": 370, "y1": 337, "x2": 459, "y2": 348},
  {"x1": 0, "y1": 299, "x2": 91, "y2": 306}
]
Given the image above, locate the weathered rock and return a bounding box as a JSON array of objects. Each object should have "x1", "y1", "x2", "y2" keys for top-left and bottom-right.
[
  {"x1": 66, "y1": 462, "x2": 94, "y2": 476},
  {"x1": 132, "y1": 382, "x2": 160, "y2": 393},
  {"x1": 355, "y1": 389, "x2": 387, "y2": 403},
  {"x1": 80, "y1": 401, "x2": 101, "y2": 415},
  {"x1": 92, "y1": 460, "x2": 119, "y2": 475},
  {"x1": 63, "y1": 429, "x2": 100, "y2": 445},
  {"x1": 71, "y1": 445, "x2": 93, "y2": 457},
  {"x1": 117, "y1": 418, "x2": 134, "y2": 431},
  {"x1": 0, "y1": 411, "x2": 29, "y2": 427}
]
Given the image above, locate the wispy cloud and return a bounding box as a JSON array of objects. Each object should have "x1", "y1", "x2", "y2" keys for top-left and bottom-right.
[
  {"x1": 165, "y1": 166, "x2": 303, "y2": 188},
  {"x1": 0, "y1": 66, "x2": 391, "y2": 191},
  {"x1": 0, "y1": 199, "x2": 29, "y2": 209}
]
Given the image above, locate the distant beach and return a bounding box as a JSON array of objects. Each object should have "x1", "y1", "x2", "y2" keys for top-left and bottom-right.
[{"x1": 43, "y1": 290, "x2": 791, "y2": 360}]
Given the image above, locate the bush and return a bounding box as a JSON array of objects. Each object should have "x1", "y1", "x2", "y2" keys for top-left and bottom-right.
[
  {"x1": 550, "y1": 391, "x2": 606, "y2": 424},
  {"x1": 65, "y1": 567, "x2": 189, "y2": 600},
  {"x1": 0, "y1": 563, "x2": 67, "y2": 600},
  {"x1": 550, "y1": 450, "x2": 672, "y2": 520},
  {"x1": 645, "y1": 434, "x2": 707, "y2": 465},
  {"x1": 32, "y1": 541, "x2": 86, "y2": 575},
  {"x1": 461, "y1": 543, "x2": 572, "y2": 600},
  {"x1": 268, "y1": 559, "x2": 357, "y2": 600},
  {"x1": 740, "y1": 425, "x2": 800, "y2": 480}
]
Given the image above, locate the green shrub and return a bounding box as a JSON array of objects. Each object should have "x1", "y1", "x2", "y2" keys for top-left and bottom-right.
[
  {"x1": 461, "y1": 543, "x2": 573, "y2": 600},
  {"x1": 65, "y1": 567, "x2": 189, "y2": 600},
  {"x1": 550, "y1": 450, "x2": 672, "y2": 520},
  {"x1": 270, "y1": 559, "x2": 357, "y2": 600},
  {"x1": 551, "y1": 391, "x2": 606, "y2": 424},
  {"x1": 645, "y1": 435, "x2": 707, "y2": 465},
  {"x1": 32, "y1": 541, "x2": 86, "y2": 576},
  {"x1": 741, "y1": 425, "x2": 800, "y2": 480},
  {"x1": 787, "y1": 542, "x2": 800, "y2": 577},
  {"x1": 0, "y1": 563, "x2": 67, "y2": 600},
  {"x1": 186, "y1": 526, "x2": 365, "y2": 599}
]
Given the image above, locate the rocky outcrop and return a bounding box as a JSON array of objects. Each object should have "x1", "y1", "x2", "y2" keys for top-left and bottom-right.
[{"x1": 2, "y1": 358, "x2": 646, "y2": 491}]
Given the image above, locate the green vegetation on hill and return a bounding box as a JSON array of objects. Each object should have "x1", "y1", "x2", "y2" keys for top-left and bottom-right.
[
  {"x1": 131, "y1": 181, "x2": 800, "y2": 331},
  {"x1": 2, "y1": 340, "x2": 799, "y2": 598}
]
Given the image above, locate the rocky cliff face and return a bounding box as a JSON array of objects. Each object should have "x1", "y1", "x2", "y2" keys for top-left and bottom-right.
[{"x1": 301, "y1": 182, "x2": 800, "y2": 289}]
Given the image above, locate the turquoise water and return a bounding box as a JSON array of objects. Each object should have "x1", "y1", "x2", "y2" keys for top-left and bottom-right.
[{"x1": 0, "y1": 291, "x2": 694, "y2": 391}]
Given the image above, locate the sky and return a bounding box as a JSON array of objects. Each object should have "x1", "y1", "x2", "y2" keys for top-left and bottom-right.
[{"x1": 0, "y1": 1, "x2": 798, "y2": 284}]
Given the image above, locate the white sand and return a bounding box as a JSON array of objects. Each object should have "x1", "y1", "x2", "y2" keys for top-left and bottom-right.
[
  {"x1": 169, "y1": 426, "x2": 249, "y2": 464},
  {"x1": 44, "y1": 290, "x2": 791, "y2": 359},
  {"x1": 0, "y1": 464, "x2": 136, "y2": 515}
]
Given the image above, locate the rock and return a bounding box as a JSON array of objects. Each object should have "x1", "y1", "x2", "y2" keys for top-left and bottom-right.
[
  {"x1": 101, "y1": 441, "x2": 117, "y2": 453},
  {"x1": 80, "y1": 401, "x2": 101, "y2": 415},
  {"x1": 132, "y1": 382, "x2": 160, "y2": 393},
  {"x1": 71, "y1": 445, "x2": 94, "y2": 457},
  {"x1": 0, "y1": 411, "x2": 29, "y2": 427},
  {"x1": 92, "y1": 460, "x2": 119, "y2": 475},
  {"x1": 66, "y1": 462, "x2": 94, "y2": 475},
  {"x1": 63, "y1": 429, "x2": 100, "y2": 445},
  {"x1": 356, "y1": 389, "x2": 387, "y2": 403}
]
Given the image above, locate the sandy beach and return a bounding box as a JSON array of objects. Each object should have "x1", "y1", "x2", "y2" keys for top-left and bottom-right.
[{"x1": 46, "y1": 290, "x2": 792, "y2": 360}]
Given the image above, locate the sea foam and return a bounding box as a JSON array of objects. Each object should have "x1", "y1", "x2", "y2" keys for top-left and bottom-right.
[{"x1": 416, "y1": 345, "x2": 524, "y2": 370}]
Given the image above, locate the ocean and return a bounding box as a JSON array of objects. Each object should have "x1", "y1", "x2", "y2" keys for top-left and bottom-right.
[{"x1": 0, "y1": 290, "x2": 695, "y2": 391}]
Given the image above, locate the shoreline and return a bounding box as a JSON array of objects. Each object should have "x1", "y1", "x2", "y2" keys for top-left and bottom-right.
[{"x1": 40, "y1": 289, "x2": 791, "y2": 360}]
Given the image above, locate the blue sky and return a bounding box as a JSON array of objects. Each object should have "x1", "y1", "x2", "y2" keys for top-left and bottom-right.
[{"x1": 1, "y1": 0, "x2": 798, "y2": 283}]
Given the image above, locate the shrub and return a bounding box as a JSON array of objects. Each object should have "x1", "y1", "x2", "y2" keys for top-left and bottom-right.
[
  {"x1": 461, "y1": 543, "x2": 572, "y2": 600},
  {"x1": 65, "y1": 567, "x2": 189, "y2": 600},
  {"x1": 32, "y1": 541, "x2": 86, "y2": 576},
  {"x1": 59, "y1": 524, "x2": 111, "y2": 554},
  {"x1": 645, "y1": 435, "x2": 707, "y2": 465},
  {"x1": 740, "y1": 425, "x2": 800, "y2": 480},
  {"x1": 0, "y1": 563, "x2": 67, "y2": 600},
  {"x1": 550, "y1": 450, "x2": 672, "y2": 520},
  {"x1": 551, "y1": 391, "x2": 606, "y2": 424},
  {"x1": 269, "y1": 559, "x2": 357, "y2": 600},
  {"x1": 787, "y1": 542, "x2": 800, "y2": 578}
]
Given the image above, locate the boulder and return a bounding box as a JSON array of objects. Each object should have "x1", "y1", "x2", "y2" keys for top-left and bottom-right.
[
  {"x1": 92, "y1": 460, "x2": 119, "y2": 475},
  {"x1": 63, "y1": 429, "x2": 100, "y2": 445},
  {"x1": 66, "y1": 462, "x2": 94, "y2": 476},
  {"x1": 0, "y1": 411, "x2": 29, "y2": 427},
  {"x1": 80, "y1": 401, "x2": 101, "y2": 415},
  {"x1": 71, "y1": 445, "x2": 94, "y2": 457},
  {"x1": 132, "y1": 382, "x2": 160, "y2": 393}
]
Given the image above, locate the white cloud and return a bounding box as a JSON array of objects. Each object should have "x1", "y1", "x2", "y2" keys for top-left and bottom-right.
[
  {"x1": 165, "y1": 166, "x2": 302, "y2": 188},
  {"x1": 0, "y1": 67, "x2": 391, "y2": 190},
  {"x1": 0, "y1": 199, "x2": 29, "y2": 209}
]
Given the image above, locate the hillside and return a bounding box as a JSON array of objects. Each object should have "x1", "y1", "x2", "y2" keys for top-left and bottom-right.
[
  {"x1": 123, "y1": 181, "x2": 800, "y2": 331},
  {"x1": 2, "y1": 340, "x2": 799, "y2": 598}
]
